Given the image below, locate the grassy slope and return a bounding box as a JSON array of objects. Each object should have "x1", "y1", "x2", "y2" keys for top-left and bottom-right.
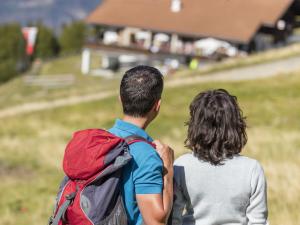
[
  {"x1": 0, "y1": 55, "x2": 120, "y2": 109},
  {"x1": 1, "y1": 71, "x2": 300, "y2": 224},
  {"x1": 2, "y1": 42, "x2": 300, "y2": 109}
]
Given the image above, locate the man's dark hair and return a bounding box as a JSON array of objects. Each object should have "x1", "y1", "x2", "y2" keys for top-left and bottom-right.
[
  {"x1": 120, "y1": 65, "x2": 164, "y2": 117},
  {"x1": 185, "y1": 89, "x2": 247, "y2": 165}
]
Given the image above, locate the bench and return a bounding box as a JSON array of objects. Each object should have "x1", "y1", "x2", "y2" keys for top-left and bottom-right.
[{"x1": 23, "y1": 74, "x2": 75, "y2": 89}]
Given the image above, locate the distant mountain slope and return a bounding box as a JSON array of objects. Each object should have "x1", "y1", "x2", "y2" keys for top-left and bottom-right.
[{"x1": 0, "y1": 0, "x2": 102, "y2": 32}]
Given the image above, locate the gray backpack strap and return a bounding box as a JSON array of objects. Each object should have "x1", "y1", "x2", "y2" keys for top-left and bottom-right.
[
  {"x1": 124, "y1": 135, "x2": 148, "y2": 145},
  {"x1": 50, "y1": 192, "x2": 76, "y2": 225},
  {"x1": 124, "y1": 135, "x2": 157, "y2": 149}
]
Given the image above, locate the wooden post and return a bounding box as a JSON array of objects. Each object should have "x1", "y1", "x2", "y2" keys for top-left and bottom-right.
[
  {"x1": 81, "y1": 48, "x2": 91, "y2": 75},
  {"x1": 144, "y1": 31, "x2": 152, "y2": 49},
  {"x1": 170, "y1": 34, "x2": 179, "y2": 53}
]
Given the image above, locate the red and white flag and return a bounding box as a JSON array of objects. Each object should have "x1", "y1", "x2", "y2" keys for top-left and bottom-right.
[{"x1": 22, "y1": 27, "x2": 38, "y2": 56}]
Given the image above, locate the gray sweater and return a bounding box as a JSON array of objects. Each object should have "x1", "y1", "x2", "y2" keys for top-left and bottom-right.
[{"x1": 172, "y1": 153, "x2": 268, "y2": 225}]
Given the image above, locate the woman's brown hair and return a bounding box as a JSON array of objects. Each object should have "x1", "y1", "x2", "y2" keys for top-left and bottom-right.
[{"x1": 185, "y1": 89, "x2": 247, "y2": 165}]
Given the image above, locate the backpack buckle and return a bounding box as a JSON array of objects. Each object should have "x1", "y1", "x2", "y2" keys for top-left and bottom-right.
[{"x1": 65, "y1": 191, "x2": 76, "y2": 200}]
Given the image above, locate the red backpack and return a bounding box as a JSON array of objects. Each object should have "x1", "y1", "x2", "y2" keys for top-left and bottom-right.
[{"x1": 49, "y1": 129, "x2": 153, "y2": 225}]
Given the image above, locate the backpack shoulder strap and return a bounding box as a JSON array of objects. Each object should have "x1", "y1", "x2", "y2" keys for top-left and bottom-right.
[
  {"x1": 124, "y1": 135, "x2": 156, "y2": 148},
  {"x1": 49, "y1": 191, "x2": 77, "y2": 225}
]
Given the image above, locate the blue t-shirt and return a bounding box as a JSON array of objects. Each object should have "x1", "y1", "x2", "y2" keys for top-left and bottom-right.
[{"x1": 109, "y1": 119, "x2": 163, "y2": 225}]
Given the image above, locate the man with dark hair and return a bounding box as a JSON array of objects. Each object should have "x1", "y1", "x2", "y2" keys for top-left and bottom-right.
[{"x1": 109, "y1": 65, "x2": 174, "y2": 225}]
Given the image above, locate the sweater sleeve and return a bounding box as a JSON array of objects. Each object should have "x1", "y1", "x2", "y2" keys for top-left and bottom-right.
[
  {"x1": 172, "y1": 165, "x2": 187, "y2": 225},
  {"x1": 246, "y1": 161, "x2": 268, "y2": 225}
]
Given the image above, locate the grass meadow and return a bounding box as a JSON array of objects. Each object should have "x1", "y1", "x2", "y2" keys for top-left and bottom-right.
[
  {"x1": 0, "y1": 55, "x2": 120, "y2": 110},
  {"x1": 2, "y1": 42, "x2": 300, "y2": 110},
  {"x1": 0, "y1": 58, "x2": 300, "y2": 224}
]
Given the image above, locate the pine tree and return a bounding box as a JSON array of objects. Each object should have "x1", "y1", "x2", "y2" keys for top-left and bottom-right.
[
  {"x1": 59, "y1": 21, "x2": 86, "y2": 54},
  {"x1": 34, "y1": 23, "x2": 59, "y2": 59},
  {"x1": 0, "y1": 23, "x2": 27, "y2": 83}
]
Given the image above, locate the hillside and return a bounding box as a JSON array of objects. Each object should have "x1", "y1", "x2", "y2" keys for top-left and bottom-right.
[
  {"x1": 0, "y1": 64, "x2": 300, "y2": 224},
  {"x1": 1, "y1": 46, "x2": 300, "y2": 224},
  {"x1": 2, "y1": 42, "x2": 300, "y2": 111}
]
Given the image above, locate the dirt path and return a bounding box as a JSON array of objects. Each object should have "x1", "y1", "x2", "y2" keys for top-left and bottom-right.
[
  {"x1": 1, "y1": 56, "x2": 300, "y2": 119},
  {"x1": 166, "y1": 56, "x2": 300, "y2": 87},
  {"x1": 0, "y1": 91, "x2": 117, "y2": 118}
]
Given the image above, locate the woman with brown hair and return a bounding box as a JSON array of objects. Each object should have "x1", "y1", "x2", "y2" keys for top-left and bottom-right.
[{"x1": 172, "y1": 89, "x2": 268, "y2": 225}]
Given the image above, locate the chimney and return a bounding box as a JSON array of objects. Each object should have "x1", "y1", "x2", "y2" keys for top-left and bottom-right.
[{"x1": 171, "y1": 0, "x2": 182, "y2": 13}]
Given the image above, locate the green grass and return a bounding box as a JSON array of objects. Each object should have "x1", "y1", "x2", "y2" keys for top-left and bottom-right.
[
  {"x1": 1, "y1": 70, "x2": 300, "y2": 224},
  {"x1": 39, "y1": 53, "x2": 103, "y2": 76},
  {"x1": 2, "y1": 41, "x2": 300, "y2": 109},
  {"x1": 39, "y1": 55, "x2": 83, "y2": 75},
  {"x1": 1, "y1": 46, "x2": 300, "y2": 224},
  {"x1": 0, "y1": 55, "x2": 120, "y2": 110},
  {"x1": 293, "y1": 27, "x2": 300, "y2": 35}
]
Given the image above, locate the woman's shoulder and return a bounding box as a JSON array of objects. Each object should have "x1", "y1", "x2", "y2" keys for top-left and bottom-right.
[
  {"x1": 232, "y1": 155, "x2": 262, "y2": 167},
  {"x1": 231, "y1": 155, "x2": 265, "y2": 175},
  {"x1": 174, "y1": 154, "x2": 264, "y2": 173},
  {"x1": 174, "y1": 153, "x2": 195, "y2": 166}
]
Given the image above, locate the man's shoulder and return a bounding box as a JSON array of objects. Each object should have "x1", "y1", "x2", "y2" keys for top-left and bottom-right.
[
  {"x1": 129, "y1": 141, "x2": 162, "y2": 165},
  {"x1": 108, "y1": 125, "x2": 160, "y2": 164},
  {"x1": 108, "y1": 127, "x2": 126, "y2": 138},
  {"x1": 129, "y1": 141, "x2": 158, "y2": 156}
]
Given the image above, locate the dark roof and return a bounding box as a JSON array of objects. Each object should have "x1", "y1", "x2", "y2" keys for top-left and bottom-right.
[{"x1": 86, "y1": 0, "x2": 293, "y2": 43}]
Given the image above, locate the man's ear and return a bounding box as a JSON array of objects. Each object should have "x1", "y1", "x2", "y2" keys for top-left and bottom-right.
[
  {"x1": 154, "y1": 99, "x2": 161, "y2": 112},
  {"x1": 118, "y1": 95, "x2": 122, "y2": 103}
]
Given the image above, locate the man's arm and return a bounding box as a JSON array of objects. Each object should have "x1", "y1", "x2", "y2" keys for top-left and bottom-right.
[{"x1": 136, "y1": 140, "x2": 174, "y2": 225}]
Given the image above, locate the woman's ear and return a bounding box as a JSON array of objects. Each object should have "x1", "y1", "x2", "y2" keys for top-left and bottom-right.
[{"x1": 118, "y1": 95, "x2": 122, "y2": 103}]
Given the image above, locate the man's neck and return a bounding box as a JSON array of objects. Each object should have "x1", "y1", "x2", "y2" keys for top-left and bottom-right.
[{"x1": 123, "y1": 115, "x2": 151, "y2": 130}]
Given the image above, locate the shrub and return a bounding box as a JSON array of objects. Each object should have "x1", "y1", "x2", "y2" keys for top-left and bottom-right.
[
  {"x1": 59, "y1": 21, "x2": 86, "y2": 54},
  {"x1": 0, "y1": 24, "x2": 27, "y2": 83},
  {"x1": 34, "y1": 23, "x2": 59, "y2": 59}
]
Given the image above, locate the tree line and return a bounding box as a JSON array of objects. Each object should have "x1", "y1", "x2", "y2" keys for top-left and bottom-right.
[{"x1": 0, "y1": 21, "x2": 86, "y2": 83}]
